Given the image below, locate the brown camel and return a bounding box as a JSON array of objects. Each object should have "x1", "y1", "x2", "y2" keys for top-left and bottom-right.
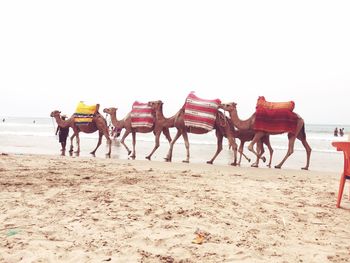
[
  {"x1": 103, "y1": 107, "x2": 172, "y2": 160},
  {"x1": 147, "y1": 100, "x2": 239, "y2": 164},
  {"x1": 219, "y1": 102, "x2": 312, "y2": 170},
  {"x1": 50, "y1": 109, "x2": 112, "y2": 157},
  {"x1": 231, "y1": 128, "x2": 273, "y2": 167}
]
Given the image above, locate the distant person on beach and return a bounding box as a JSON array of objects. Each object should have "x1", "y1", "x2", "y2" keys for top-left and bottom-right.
[
  {"x1": 339, "y1": 128, "x2": 344, "y2": 137},
  {"x1": 334, "y1": 127, "x2": 338, "y2": 137},
  {"x1": 2, "y1": 118, "x2": 4, "y2": 122},
  {"x1": 55, "y1": 115, "x2": 70, "y2": 155}
]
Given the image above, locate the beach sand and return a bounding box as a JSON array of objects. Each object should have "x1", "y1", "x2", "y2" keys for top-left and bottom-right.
[{"x1": 0, "y1": 154, "x2": 349, "y2": 262}]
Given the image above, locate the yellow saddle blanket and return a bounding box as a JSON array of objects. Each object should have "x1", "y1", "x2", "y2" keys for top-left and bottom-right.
[{"x1": 74, "y1": 102, "x2": 99, "y2": 125}]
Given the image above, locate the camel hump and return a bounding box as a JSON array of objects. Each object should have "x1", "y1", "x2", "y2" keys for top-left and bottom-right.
[{"x1": 256, "y1": 96, "x2": 295, "y2": 111}]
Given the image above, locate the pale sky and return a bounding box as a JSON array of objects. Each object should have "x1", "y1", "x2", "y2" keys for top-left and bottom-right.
[{"x1": 1, "y1": 0, "x2": 349, "y2": 125}]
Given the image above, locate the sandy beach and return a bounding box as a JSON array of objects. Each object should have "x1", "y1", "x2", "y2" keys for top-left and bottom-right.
[{"x1": 0, "y1": 153, "x2": 349, "y2": 262}]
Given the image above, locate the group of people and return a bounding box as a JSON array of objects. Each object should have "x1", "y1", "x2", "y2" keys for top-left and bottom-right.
[{"x1": 334, "y1": 127, "x2": 345, "y2": 137}]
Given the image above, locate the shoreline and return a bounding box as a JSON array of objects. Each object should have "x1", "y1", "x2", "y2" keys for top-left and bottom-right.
[
  {"x1": 1, "y1": 154, "x2": 349, "y2": 262},
  {"x1": 0, "y1": 135, "x2": 345, "y2": 173}
]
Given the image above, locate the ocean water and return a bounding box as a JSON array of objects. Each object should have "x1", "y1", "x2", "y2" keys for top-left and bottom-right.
[{"x1": 0, "y1": 116, "x2": 349, "y2": 172}]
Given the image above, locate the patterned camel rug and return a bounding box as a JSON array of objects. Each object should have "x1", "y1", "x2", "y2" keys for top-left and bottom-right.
[
  {"x1": 130, "y1": 101, "x2": 154, "y2": 129},
  {"x1": 183, "y1": 92, "x2": 221, "y2": 131}
]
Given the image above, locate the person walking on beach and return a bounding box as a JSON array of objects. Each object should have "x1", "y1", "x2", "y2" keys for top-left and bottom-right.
[
  {"x1": 339, "y1": 128, "x2": 344, "y2": 137},
  {"x1": 334, "y1": 127, "x2": 338, "y2": 137},
  {"x1": 55, "y1": 115, "x2": 70, "y2": 155}
]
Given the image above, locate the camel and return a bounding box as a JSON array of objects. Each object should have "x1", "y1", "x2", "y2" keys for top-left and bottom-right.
[
  {"x1": 103, "y1": 107, "x2": 172, "y2": 160},
  {"x1": 219, "y1": 102, "x2": 312, "y2": 170},
  {"x1": 50, "y1": 109, "x2": 111, "y2": 157},
  {"x1": 147, "y1": 100, "x2": 239, "y2": 164},
  {"x1": 226, "y1": 126, "x2": 273, "y2": 167}
]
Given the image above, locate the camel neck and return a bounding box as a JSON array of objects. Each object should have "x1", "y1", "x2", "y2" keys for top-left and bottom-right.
[
  {"x1": 55, "y1": 116, "x2": 70, "y2": 128},
  {"x1": 155, "y1": 108, "x2": 176, "y2": 128},
  {"x1": 229, "y1": 110, "x2": 253, "y2": 130},
  {"x1": 110, "y1": 111, "x2": 124, "y2": 129}
]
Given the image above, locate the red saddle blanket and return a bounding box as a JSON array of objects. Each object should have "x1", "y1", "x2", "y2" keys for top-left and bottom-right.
[
  {"x1": 130, "y1": 101, "x2": 154, "y2": 128},
  {"x1": 183, "y1": 92, "x2": 221, "y2": 131},
  {"x1": 254, "y1": 96, "x2": 298, "y2": 134}
]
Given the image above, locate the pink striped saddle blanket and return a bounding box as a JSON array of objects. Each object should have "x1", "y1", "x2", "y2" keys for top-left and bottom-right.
[
  {"x1": 130, "y1": 101, "x2": 154, "y2": 128},
  {"x1": 183, "y1": 92, "x2": 221, "y2": 131}
]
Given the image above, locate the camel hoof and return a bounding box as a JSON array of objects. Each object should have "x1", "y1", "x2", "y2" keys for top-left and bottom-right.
[
  {"x1": 301, "y1": 167, "x2": 308, "y2": 170},
  {"x1": 145, "y1": 156, "x2": 151, "y2": 161},
  {"x1": 127, "y1": 150, "x2": 132, "y2": 155},
  {"x1": 206, "y1": 161, "x2": 213, "y2": 164},
  {"x1": 251, "y1": 163, "x2": 259, "y2": 168},
  {"x1": 274, "y1": 165, "x2": 281, "y2": 169},
  {"x1": 164, "y1": 158, "x2": 171, "y2": 162},
  {"x1": 230, "y1": 162, "x2": 237, "y2": 166},
  {"x1": 248, "y1": 159, "x2": 251, "y2": 163},
  {"x1": 182, "y1": 160, "x2": 189, "y2": 163},
  {"x1": 261, "y1": 157, "x2": 266, "y2": 163}
]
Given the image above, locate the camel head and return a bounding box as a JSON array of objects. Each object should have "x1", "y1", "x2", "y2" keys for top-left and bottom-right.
[
  {"x1": 50, "y1": 110, "x2": 61, "y2": 118},
  {"x1": 219, "y1": 102, "x2": 237, "y2": 113},
  {"x1": 148, "y1": 100, "x2": 163, "y2": 111},
  {"x1": 103, "y1": 107, "x2": 117, "y2": 115}
]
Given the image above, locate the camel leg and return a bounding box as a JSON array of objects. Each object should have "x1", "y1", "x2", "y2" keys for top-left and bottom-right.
[
  {"x1": 238, "y1": 141, "x2": 251, "y2": 165},
  {"x1": 263, "y1": 136, "x2": 273, "y2": 168},
  {"x1": 165, "y1": 129, "x2": 182, "y2": 162},
  {"x1": 90, "y1": 130, "x2": 111, "y2": 157},
  {"x1": 162, "y1": 127, "x2": 172, "y2": 143},
  {"x1": 207, "y1": 132, "x2": 223, "y2": 164},
  {"x1": 146, "y1": 131, "x2": 161, "y2": 160},
  {"x1": 298, "y1": 137, "x2": 312, "y2": 170},
  {"x1": 248, "y1": 133, "x2": 265, "y2": 167},
  {"x1": 227, "y1": 136, "x2": 238, "y2": 166},
  {"x1": 237, "y1": 141, "x2": 244, "y2": 165},
  {"x1": 182, "y1": 131, "x2": 190, "y2": 163},
  {"x1": 275, "y1": 136, "x2": 296, "y2": 169},
  {"x1": 130, "y1": 132, "x2": 136, "y2": 159},
  {"x1": 257, "y1": 141, "x2": 266, "y2": 163},
  {"x1": 95, "y1": 119, "x2": 112, "y2": 157},
  {"x1": 90, "y1": 131, "x2": 103, "y2": 156},
  {"x1": 275, "y1": 120, "x2": 305, "y2": 169},
  {"x1": 120, "y1": 130, "x2": 132, "y2": 155},
  {"x1": 105, "y1": 132, "x2": 112, "y2": 158},
  {"x1": 69, "y1": 133, "x2": 76, "y2": 153},
  {"x1": 75, "y1": 134, "x2": 80, "y2": 154}
]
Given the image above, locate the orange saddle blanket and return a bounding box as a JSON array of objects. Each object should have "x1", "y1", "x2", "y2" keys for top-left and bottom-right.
[{"x1": 254, "y1": 96, "x2": 298, "y2": 134}]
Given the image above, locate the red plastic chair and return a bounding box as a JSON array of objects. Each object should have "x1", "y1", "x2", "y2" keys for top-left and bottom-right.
[{"x1": 332, "y1": 141, "x2": 350, "y2": 208}]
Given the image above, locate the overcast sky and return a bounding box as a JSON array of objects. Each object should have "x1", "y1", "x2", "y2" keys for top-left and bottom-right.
[{"x1": 0, "y1": 0, "x2": 349, "y2": 125}]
